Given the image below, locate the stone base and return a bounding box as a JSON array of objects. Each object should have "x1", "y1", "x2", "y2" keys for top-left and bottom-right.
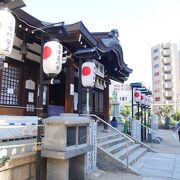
[
  {"x1": 46, "y1": 154, "x2": 86, "y2": 180},
  {"x1": 103, "y1": 128, "x2": 111, "y2": 133},
  {"x1": 47, "y1": 159, "x2": 69, "y2": 180}
]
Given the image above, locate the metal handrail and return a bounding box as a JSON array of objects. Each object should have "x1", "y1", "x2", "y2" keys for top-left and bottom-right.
[
  {"x1": 129, "y1": 117, "x2": 162, "y2": 148},
  {"x1": 81, "y1": 114, "x2": 134, "y2": 143},
  {"x1": 129, "y1": 117, "x2": 158, "y2": 134},
  {"x1": 81, "y1": 113, "x2": 134, "y2": 171},
  {"x1": 81, "y1": 114, "x2": 156, "y2": 152}
]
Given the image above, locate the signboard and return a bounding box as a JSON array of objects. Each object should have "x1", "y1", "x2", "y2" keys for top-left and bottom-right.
[{"x1": 92, "y1": 59, "x2": 104, "y2": 78}]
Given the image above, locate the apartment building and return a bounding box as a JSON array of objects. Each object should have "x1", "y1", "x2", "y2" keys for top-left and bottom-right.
[{"x1": 151, "y1": 43, "x2": 180, "y2": 113}]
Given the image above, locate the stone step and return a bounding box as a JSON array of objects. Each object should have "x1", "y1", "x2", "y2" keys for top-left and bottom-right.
[
  {"x1": 97, "y1": 131, "x2": 155, "y2": 175},
  {"x1": 113, "y1": 144, "x2": 141, "y2": 160},
  {"x1": 106, "y1": 141, "x2": 133, "y2": 154},
  {"x1": 98, "y1": 137, "x2": 126, "y2": 149},
  {"x1": 97, "y1": 133, "x2": 121, "y2": 143},
  {"x1": 123, "y1": 148, "x2": 148, "y2": 166},
  {"x1": 132, "y1": 152, "x2": 154, "y2": 172}
]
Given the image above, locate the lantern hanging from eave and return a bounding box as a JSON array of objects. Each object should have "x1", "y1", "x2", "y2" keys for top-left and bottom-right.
[
  {"x1": 147, "y1": 95, "x2": 152, "y2": 106},
  {"x1": 81, "y1": 62, "x2": 96, "y2": 87},
  {"x1": 0, "y1": 7, "x2": 15, "y2": 59},
  {"x1": 140, "y1": 94, "x2": 145, "y2": 105},
  {"x1": 144, "y1": 95, "x2": 148, "y2": 106},
  {"x1": 134, "y1": 89, "x2": 141, "y2": 103},
  {"x1": 43, "y1": 40, "x2": 63, "y2": 75}
]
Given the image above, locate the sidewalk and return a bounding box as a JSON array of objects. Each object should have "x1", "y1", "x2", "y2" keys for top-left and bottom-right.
[
  {"x1": 146, "y1": 129, "x2": 180, "y2": 154},
  {"x1": 138, "y1": 129, "x2": 180, "y2": 179},
  {"x1": 88, "y1": 129, "x2": 180, "y2": 180},
  {"x1": 88, "y1": 169, "x2": 142, "y2": 180}
]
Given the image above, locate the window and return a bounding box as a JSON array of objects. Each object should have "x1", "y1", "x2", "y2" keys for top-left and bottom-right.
[
  {"x1": 154, "y1": 64, "x2": 159, "y2": 68},
  {"x1": 67, "y1": 125, "x2": 87, "y2": 147},
  {"x1": 81, "y1": 90, "x2": 103, "y2": 115},
  {"x1": 154, "y1": 72, "x2": 160, "y2": 76},
  {"x1": 166, "y1": 97, "x2": 172, "y2": 101},
  {"x1": 155, "y1": 88, "x2": 160, "y2": 92},
  {"x1": 0, "y1": 64, "x2": 21, "y2": 105},
  {"x1": 153, "y1": 56, "x2": 159, "y2": 61},
  {"x1": 67, "y1": 126, "x2": 76, "y2": 147},
  {"x1": 78, "y1": 126, "x2": 87, "y2": 145},
  {"x1": 154, "y1": 80, "x2": 160, "y2": 85},
  {"x1": 153, "y1": 48, "x2": 158, "y2": 53},
  {"x1": 155, "y1": 97, "x2": 160, "y2": 101}
]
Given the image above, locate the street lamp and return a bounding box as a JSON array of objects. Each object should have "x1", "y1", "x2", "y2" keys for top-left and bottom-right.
[
  {"x1": 140, "y1": 90, "x2": 152, "y2": 141},
  {"x1": 130, "y1": 82, "x2": 142, "y2": 134},
  {"x1": 130, "y1": 82, "x2": 152, "y2": 141}
]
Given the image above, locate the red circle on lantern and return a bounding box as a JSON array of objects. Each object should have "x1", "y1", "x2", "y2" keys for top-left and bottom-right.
[
  {"x1": 43, "y1": 46, "x2": 52, "y2": 60},
  {"x1": 141, "y1": 95, "x2": 144, "y2": 100},
  {"x1": 134, "y1": 92, "x2": 140, "y2": 97},
  {"x1": 82, "y1": 66, "x2": 91, "y2": 76}
]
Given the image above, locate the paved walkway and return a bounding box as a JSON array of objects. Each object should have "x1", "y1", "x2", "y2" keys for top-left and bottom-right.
[
  {"x1": 138, "y1": 129, "x2": 180, "y2": 179},
  {"x1": 138, "y1": 152, "x2": 180, "y2": 179},
  {"x1": 88, "y1": 129, "x2": 180, "y2": 180}
]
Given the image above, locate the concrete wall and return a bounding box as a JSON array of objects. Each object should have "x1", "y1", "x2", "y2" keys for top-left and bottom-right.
[{"x1": 0, "y1": 153, "x2": 46, "y2": 180}]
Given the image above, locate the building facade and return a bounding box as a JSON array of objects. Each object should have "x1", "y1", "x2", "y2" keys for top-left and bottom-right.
[
  {"x1": 0, "y1": 8, "x2": 132, "y2": 123},
  {"x1": 109, "y1": 81, "x2": 131, "y2": 107},
  {"x1": 151, "y1": 43, "x2": 180, "y2": 113},
  {"x1": 0, "y1": 2, "x2": 133, "y2": 180}
]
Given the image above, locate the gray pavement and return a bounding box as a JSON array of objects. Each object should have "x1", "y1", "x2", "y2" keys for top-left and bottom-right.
[
  {"x1": 138, "y1": 129, "x2": 180, "y2": 179},
  {"x1": 89, "y1": 129, "x2": 180, "y2": 180},
  {"x1": 139, "y1": 153, "x2": 180, "y2": 179}
]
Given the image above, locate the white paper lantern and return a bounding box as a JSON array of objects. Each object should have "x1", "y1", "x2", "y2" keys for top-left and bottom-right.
[
  {"x1": 144, "y1": 95, "x2": 148, "y2": 106},
  {"x1": 140, "y1": 94, "x2": 145, "y2": 105},
  {"x1": 0, "y1": 8, "x2": 15, "y2": 58},
  {"x1": 81, "y1": 62, "x2": 96, "y2": 87},
  {"x1": 134, "y1": 89, "x2": 141, "y2": 103},
  {"x1": 43, "y1": 40, "x2": 63, "y2": 75},
  {"x1": 147, "y1": 95, "x2": 152, "y2": 106}
]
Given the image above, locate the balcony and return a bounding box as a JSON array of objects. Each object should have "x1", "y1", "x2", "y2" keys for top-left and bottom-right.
[
  {"x1": 161, "y1": 49, "x2": 171, "y2": 57},
  {"x1": 164, "y1": 82, "x2": 173, "y2": 89},
  {"x1": 161, "y1": 43, "x2": 171, "y2": 49},
  {"x1": 163, "y1": 65, "x2": 172, "y2": 72},
  {"x1": 163, "y1": 74, "x2": 172, "y2": 80},
  {"x1": 163, "y1": 100, "x2": 174, "y2": 105},
  {"x1": 162, "y1": 57, "x2": 172, "y2": 64},
  {"x1": 164, "y1": 91, "x2": 173, "y2": 97}
]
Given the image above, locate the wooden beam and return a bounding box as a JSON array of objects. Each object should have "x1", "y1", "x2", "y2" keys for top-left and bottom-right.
[
  {"x1": 64, "y1": 59, "x2": 75, "y2": 113},
  {"x1": 61, "y1": 33, "x2": 81, "y2": 43},
  {"x1": 103, "y1": 83, "x2": 110, "y2": 130},
  {"x1": 0, "y1": 107, "x2": 23, "y2": 116}
]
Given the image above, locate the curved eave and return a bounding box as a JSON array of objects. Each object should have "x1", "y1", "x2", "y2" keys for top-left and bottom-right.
[
  {"x1": 64, "y1": 21, "x2": 97, "y2": 48},
  {"x1": 12, "y1": 10, "x2": 132, "y2": 83},
  {"x1": 94, "y1": 38, "x2": 132, "y2": 82},
  {"x1": 110, "y1": 77, "x2": 127, "y2": 83},
  {"x1": 98, "y1": 38, "x2": 132, "y2": 74},
  {"x1": 14, "y1": 9, "x2": 44, "y2": 28},
  {"x1": 110, "y1": 71, "x2": 128, "y2": 83}
]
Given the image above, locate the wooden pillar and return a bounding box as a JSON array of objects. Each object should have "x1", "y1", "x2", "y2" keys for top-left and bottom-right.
[
  {"x1": 103, "y1": 82, "x2": 110, "y2": 131},
  {"x1": 65, "y1": 59, "x2": 74, "y2": 113}
]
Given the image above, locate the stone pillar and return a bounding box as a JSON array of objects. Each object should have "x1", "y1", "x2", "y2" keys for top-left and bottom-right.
[
  {"x1": 42, "y1": 114, "x2": 93, "y2": 180},
  {"x1": 47, "y1": 159, "x2": 69, "y2": 180}
]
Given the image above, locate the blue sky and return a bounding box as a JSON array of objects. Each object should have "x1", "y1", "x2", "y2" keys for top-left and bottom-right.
[{"x1": 23, "y1": 0, "x2": 180, "y2": 88}]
